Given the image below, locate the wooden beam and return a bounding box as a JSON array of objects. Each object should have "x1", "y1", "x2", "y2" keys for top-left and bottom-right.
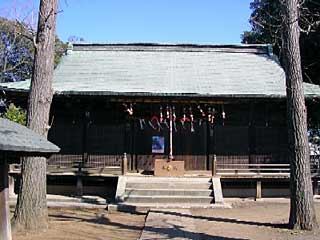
[
  {"x1": 0, "y1": 159, "x2": 12, "y2": 240},
  {"x1": 108, "y1": 97, "x2": 231, "y2": 104}
]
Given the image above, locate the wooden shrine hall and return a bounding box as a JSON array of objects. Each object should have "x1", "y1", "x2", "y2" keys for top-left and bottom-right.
[{"x1": 1, "y1": 43, "x2": 320, "y2": 179}]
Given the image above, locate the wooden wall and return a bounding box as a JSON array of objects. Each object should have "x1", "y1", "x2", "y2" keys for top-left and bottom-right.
[{"x1": 47, "y1": 100, "x2": 288, "y2": 171}]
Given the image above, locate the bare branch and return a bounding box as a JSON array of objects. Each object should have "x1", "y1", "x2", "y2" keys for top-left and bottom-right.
[
  {"x1": 300, "y1": 20, "x2": 320, "y2": 34},
  {"x1": 4, "y1": 60, "x2": 29, "y2": 72}
]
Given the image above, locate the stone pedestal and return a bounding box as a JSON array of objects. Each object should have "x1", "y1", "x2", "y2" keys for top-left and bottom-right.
[{"x1": 154, "y1": 159, "x2": 185, "y2": 177}]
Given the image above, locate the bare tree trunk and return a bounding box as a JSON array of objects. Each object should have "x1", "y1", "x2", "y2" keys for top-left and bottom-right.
[
  {"x1": 281, "y1": 0, "x2": 318, "y2": 230},
  {"x1": 12, "y1": 0, "x2": 59, "y2": 232}
]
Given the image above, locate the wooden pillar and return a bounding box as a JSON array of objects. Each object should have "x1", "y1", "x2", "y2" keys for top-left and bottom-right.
[
  {"x1": 206, "y1": 121, "x2": 210, "y2": 171},
  {"x1": 77, "y1": 156, "x2": 83, "y2": 197},
  {"x1": 0, "y1": 158, "x2": 12, "y2": 240},
  {"x1": 83, "y1": 110, "x2": 90, "y2": 165},
  {"x1": 313, "y1": 179, "x2": 319, "y2": 195},
  {"x1": 211, "y1": 124, "x2": 216, "y2": 171},
  {"x1": 248, "y1": 103, "x2": 256, "y2": 164},
  {"x1": 124, "y1": 122, "x2": 131, "y2": 171},
  {"x1": 265, "y1": 103, "x2": 269, "y2": 127},
  {"x1": 8, "y1": 175, "x2": 15, "y2": 197},
  {"x1": 122, "y1": 153, "x2": 128, "y2": 175},
  {"x1": 130, "y1": 120, "x2": 134, "y2": 171},
  {"x1": 169, "y1": 106, "x2": 173, "y2": 160},
  {"x1": 76, "y1": 175, "x2": 83, "y2": 197},
  {"x1": 212, "y1": 154, "x2": 217, "y2": 176},
  {"x1": 256, "y1": 180, "x2": 262, "y2": 200},
  {"x1": 131, "y1": 119, "x2": 138, "y2": 172}
]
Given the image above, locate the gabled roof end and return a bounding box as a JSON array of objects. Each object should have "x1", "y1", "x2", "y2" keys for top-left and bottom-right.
[
  {"x1": 66, "y1": 42, "x2": 73, "y2": 55},
  {"x1": 267, "y1": 44, "x2": 273, "y2": 56}
]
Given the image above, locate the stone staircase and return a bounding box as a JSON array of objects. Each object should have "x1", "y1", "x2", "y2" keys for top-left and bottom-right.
[{"x1": 112, "y1": 176, "x2": 226, "y2": 210}]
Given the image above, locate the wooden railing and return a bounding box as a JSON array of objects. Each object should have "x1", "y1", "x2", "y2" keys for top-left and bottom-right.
[
  {"x1": 9, "y1": 154, "x2": 125, "y2": 176},
  {"x1": 216, "y1": 163, "x2": 290, "y2": 177},
  {"x1": 214, "y1": 162, "x2": 320, "y2": 178}
]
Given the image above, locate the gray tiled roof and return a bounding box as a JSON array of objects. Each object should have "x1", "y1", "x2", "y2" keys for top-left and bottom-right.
[
  {"x1": 0, "y1": 118, "x2": 60, "y2": 153},
  {"x1": 1, "y1": 43, "x2": 320, "y2": 98}
]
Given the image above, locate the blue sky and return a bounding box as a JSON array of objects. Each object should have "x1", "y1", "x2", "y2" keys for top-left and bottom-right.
[{"x1": 0, "y1": 0, "x2": 253, "y2": 44}]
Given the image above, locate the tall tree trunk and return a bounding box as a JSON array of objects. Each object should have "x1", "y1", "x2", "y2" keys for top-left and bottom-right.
[
  {"x1": 281, "y1": 0, "x2": 317, "y2": 230},
  {"x1": 12, "y1": 0, "x2": 59, "y2": 232}
]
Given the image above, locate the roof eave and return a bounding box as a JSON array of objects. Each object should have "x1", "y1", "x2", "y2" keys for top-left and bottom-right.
[
  {"x1": 2, "y1": 87, "x2": 320, "y2": 100},
  {"x1": 54, "y1": 91, "x2": 285, "y2": 98}
]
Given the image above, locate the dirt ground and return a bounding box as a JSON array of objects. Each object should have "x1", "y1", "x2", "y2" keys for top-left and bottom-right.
[
  {"x1": 12, "y1": 208, "x2": 146, "y2": 240},
  {"x1": 12, "y1": 201, "x2": 320, "y2": 240},
  {"x1": 191, "y1": 201, "x2": 320, "y2": 240}
]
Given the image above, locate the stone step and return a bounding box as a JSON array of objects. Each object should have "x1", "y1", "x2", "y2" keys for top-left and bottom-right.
[
  {"x1": 125, "y1": 188, "x2": 213, "y2": 197},
  {"x1": 126, "y1": 175, "x2": 211, "y2": 183},
  {"x1": 125, "y1": 176, "x2": 211, "y2": 183},
  {"x1": 124, "y1": 195, "x2": 213, "y2": 204},
  {"x1": 126, "y1": 182, "x2": 212, "y2": 190},
  {"x1": 108, "y1": 202, "x2": 230, "y2": 213}
]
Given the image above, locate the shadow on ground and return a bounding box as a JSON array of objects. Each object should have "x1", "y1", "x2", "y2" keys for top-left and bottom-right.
[
  {"x1": 50, "y1": 211, "x2": 253, "y2": 240},
  {"x1": 142, "y1": 224, "x2": 248, "y2": 240},
  {"x1": 151, "y1": 210, "x2": 288, "y2": 229}
]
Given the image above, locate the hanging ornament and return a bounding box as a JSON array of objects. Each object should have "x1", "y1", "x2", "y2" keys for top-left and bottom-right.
[
  {"x1": 148, "y1": 115, "x2": 162, "y2": 131},
  {"x1": 159, "y1": 106, "x2": 164, "y2": 123},
  {"x1": 148, "y1": 120, "x2": 157, "y2": 130},
  {"x1": 199, "y1": 118, "x2": 203, "y2": 126},
  {"x1": 222, "y1": 105, "x2": 226, "y2": 126},
  {"x1": 207, "y1": 107, "x2": 212, "y2": 123},
  {"x1": 189, "y1": 106, "x2": 195, "y2": 133},
  {"x1": 222, "y1": 105, "x2": 226, "y2": 119},
  {"x1": 156, "y1": 118, "x2": 162, "y2": 131},
  {"x1": 197, "y1": 105, "x2": 206, "y2": 117},
  {"x1": 159, "y1": 105, "x2": 169, "y2": 128},
  {"x1": 123, "y1": 103, "x2": 133, "y2": 116},
  {"x1": 139, "y1": 118, "x2": 146, "y2": 130},
  {"x1": 166, "y1": 105, "x2": 170, "y2": 119},
  {"x1": 211, "y1": 107, "x2": 216, "y2": 124},
  {"x1": 172, "y1": 106, "x2": 177, "y2": 132},
  {"x1": 163, "y1": 119, "x2": 169, "y2": 129},
  {"x1": 180, "y1": 107, "x2": 190, "y2": 129}
]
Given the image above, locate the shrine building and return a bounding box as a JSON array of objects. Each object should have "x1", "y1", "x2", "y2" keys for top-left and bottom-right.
[{"x1": 2, "y1": 43, "x2": 320, "y2": 200}]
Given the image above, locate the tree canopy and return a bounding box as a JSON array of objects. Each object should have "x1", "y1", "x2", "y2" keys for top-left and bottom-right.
[
  {"x1": 0, "y1": 17, "x2": 33, "y2": 83},
  {"x1": 0, "y1": 17, "x2": 67, "y2": 83},
  {"x1": 242, "y1": 0, "x2": 320, "y2": 85},
  {"x1": 0, "y1": 103, "x2": 26, "y2": 125}
]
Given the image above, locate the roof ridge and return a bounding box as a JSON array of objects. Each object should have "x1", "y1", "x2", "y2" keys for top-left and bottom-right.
[
  {"x1": 69, "y1": 42, "x2": 271, "y2": 54},
  {"x1": 70, "y1": 42, "x2": 270, "y2": 47}
]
